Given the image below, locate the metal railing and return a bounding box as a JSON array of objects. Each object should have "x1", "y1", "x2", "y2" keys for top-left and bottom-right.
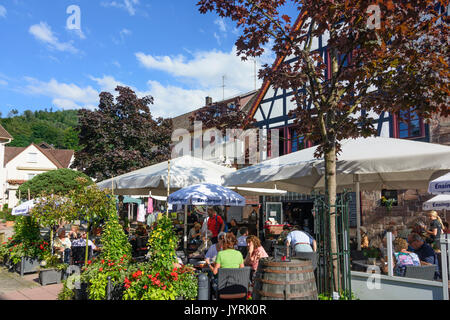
[{"x1": 313, "y1": 191, "x2": 352, "y2": 299}]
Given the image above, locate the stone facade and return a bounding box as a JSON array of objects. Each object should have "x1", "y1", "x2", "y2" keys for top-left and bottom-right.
[
  {"x1": 429, "y1": 114, "x2": 450, "y2": 146},
  {"x1": 361, "y1": 189, "x2": 450, "y2": 242}
]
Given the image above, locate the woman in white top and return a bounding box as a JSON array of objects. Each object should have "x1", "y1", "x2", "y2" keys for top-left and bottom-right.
[{"x1": 53, "y1": 229, "x2": 72, "y2": 264}]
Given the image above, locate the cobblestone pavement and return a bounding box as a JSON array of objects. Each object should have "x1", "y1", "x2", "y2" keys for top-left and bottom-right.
[{"x1": 0, "y1": 266, "x2": 62, "y2": 300}]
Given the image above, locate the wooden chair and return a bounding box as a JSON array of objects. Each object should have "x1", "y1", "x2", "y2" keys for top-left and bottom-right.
[
  {"x1": 71, "y1": 246, "x2": 93, "y2": 266},
  {"x1": 216, "y1": 267, "x2": 251, "y2": 300},
  {"x1": 404, "y1": 265, "x2": 436, "y2": 281}
]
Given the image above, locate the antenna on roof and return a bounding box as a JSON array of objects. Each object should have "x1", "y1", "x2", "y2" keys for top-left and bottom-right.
[
  {"x1": 221, "y1": 75, "x2": 226, "y2": 100},
  {"x1": 254, "y1": 59, "x2": 257, "y2": 91}
]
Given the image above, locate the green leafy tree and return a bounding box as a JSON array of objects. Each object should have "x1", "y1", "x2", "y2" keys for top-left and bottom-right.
[
  {"x1": 66, "y1": 178, "x2": 117, "y2": 265},
  {"x1": 29, "y1": 193, "x2": 72, "y2": 251},
  {"x1": 0, "y1": 109, "x2": 79, "y2": 149},
  {"x1": 72, "y1": 86, "x2": 173, "y2": 181},
  {"x1": 17, "y1": 168, "x2": 93, "y2": 200}
]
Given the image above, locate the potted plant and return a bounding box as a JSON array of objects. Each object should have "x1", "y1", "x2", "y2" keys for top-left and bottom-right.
[
  {"x1": 38, "y1": 253, "x2": 68, "y2": 286},
  {"x1": 362, "y1": 247, "x2": 380, "y2": 265},
  {"x1": 9, "y1": 216, "x2": 48, "y2": 276}
]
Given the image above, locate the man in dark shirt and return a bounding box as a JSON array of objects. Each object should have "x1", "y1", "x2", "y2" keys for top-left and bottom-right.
[{"x1": 407, "y1": 233, "x2": 440, "y2": 279}]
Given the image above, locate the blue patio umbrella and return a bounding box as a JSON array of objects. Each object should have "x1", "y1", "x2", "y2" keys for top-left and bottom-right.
[
  {"x1": 168, "y1": 183, "x2": 246, "y2": 252},
  {"x1": 168, "y1": 183, "x2": 246, "y2": 206}
]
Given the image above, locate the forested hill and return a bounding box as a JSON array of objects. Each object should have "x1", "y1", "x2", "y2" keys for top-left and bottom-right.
[{"x1": 0, "y1": 109, "x2": 81, "y2": 151}]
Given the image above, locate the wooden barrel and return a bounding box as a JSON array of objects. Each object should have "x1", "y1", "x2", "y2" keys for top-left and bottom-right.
[{"x1": 253, "y1": 258, "x2": 318, "y2": 300}]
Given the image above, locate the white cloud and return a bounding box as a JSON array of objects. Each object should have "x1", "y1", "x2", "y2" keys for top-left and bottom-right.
[
  {"x1": 23, "y1": 77, "x2": 99, "y2": 110},
  {"x1": 135, "y1": 46, "x2": 273, "y2": 94},
  {"x1": 214, "y1": 18, "x2": 227, "y2": 32},
  {"x1": 101, "y1": 0, "x2": 140, "y2": 16},
  {"x1": 213, "y1": 32, "x2": 221, "y2": 46},
  {"x1": 0, "y1": 5, "x2": 6, "y2": 18},
  {"x1": 29, "y1": 22, "x2": 78, "y2": 54},
  {"x1": 0, "y1": 79, "x2": 7, "y2": 86}
]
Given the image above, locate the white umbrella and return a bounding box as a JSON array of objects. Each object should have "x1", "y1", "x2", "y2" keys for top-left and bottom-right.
[
  {"x1": 97, "y1": 155, "x2": 236, "y2": 196},
  {"x1": 428, "y1": 172, "x2": 450, "y2": 195},
  {"x1": 422, "y1": 194, "x2": 450, "y2": 211},
  {"x1": 12, "y1": 199, "x2": 36, "y2": 216},
  {"x1": 223, "y1": 137, "x2": 450, "y2": 192},
  {"x1": 222, "y1": 136, "x2": 450, "y2": 249}
]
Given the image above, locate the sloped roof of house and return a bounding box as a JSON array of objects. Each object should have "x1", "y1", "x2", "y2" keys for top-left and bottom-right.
[
  {"x1": 4, "y1": 143, "x2": 74, "y2": 168},
  {"x1": 245, "y1": 12, "x2": 308, "y2": 123},
  {"x1": 171, "y1": 90, "x2": 258, "y2": 132},
  {"x1": 0, "y1": 124, "x2": 13, "y2": 140}
]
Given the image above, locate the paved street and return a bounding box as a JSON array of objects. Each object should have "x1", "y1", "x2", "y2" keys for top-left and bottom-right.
[{"x1": 0, "y1": 266, "x2": 62, "y2": 300}]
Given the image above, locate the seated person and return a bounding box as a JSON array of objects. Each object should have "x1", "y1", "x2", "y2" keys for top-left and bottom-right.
[
  {"x1": 389, "y1": 238, "x2": 420, "y2": 276},
  {"x1": 228, "y1": 219, "x2": 239, "y2": 237},
  {"x1": 207, "y1": 232, "x2": 244, "y2": 275},
  {"x1": 237, "y1": 227, "x2": 249, "y2": 247},
  {"x1": 136, "y1": 223, "x2": 148, "y2": 237},
  {"x1": 72, "y1": 230, "x2": 98, "y2": 251},
  {"x1": 407, "y1": 233, "x2": 440, "y2": 279},
  {"x1": 189, "y1": 231, "x2": 213, "y2": 259},
  {"x1": 188, "y1": 222, "x2": 202, "y2": 245},
  {"x1": 244, "y1": 235, "x2": 268, "y2": 280},
  {"x1": 68, "y1": 225, "x2": 79, "y2": 241},
  {"x1": 205, "y1": 232, "x2": 226, "y2": 265},
  {"x1": 53, "y1": 228, "x2": 72, "y2": 264},
  {"x1": 360, "y1": 226, "x2": 369, "y2": 249}
]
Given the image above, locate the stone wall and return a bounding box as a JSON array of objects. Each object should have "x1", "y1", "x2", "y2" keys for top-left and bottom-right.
[
  {"x1": 429, "y1": 114, "x2": 450, "y2": 146},
  {"x1": 361, "y1": 189, "x2": 450, "y2": 242}
]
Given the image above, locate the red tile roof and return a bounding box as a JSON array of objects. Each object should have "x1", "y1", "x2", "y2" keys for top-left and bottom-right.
[
  {"x1": 4, "y1": 143, "x2": 74, "y2": 168},
  {"x1": 0, "y1": 124, "x2": 13, "y2": 140}
]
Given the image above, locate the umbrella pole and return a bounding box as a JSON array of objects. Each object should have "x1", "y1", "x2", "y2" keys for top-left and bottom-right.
[
  {"x1": 354, "y1": 175, "x2": 361, "y2": 251},
  {"x1": 166, "y1": 159, "x2": 171, "y2": 217},
  {"x1": 184, "y1": 205, "x2": 188, "y2": 252}
]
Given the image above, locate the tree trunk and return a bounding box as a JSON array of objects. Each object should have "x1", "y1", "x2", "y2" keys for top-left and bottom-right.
[
  {"x1": 85, "y1": 222, "x2": 90, "y2": 267},
  {"x1": 325, "y1": 143, "x2": 339, "y2": 293}
]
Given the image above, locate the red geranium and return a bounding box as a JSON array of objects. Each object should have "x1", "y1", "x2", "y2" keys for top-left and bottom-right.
[
  {"x1": 143, "y1": 285, "x2": 148, "y2": 289},
  {"x1": 99, "y1": 267, "x2": 103, "y2": 272}
]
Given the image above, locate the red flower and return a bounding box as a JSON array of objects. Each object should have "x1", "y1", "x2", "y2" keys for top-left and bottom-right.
[
  {"x1": 172, "y1": 267, "x2": 177, "y2": 272},
  {"x1": 155, "y1": 280, "x2": 160, "y2": 286},
  {"x1": 101, "y1": 259, "x2": 105, "y2": 264},
  {"x1": 143, "y1": 285, "x2": 148, "y2": 289},
  {"x1": 40, "y1": 245, "x2": 44, "y2": 249},
  {"x1": 124, "y1": 284, "x2": 130, "y2": 289},
  {"x1": 123, "y1": 254, "x2": 127, "y2": 258},
  {"x1": 155, "y1": 273, "x2": 160, "y2": 278},
  {"x1": 162, "y1": 285, "x2": 166, "y2": 290},
  {"x1": 99, "y1": 267, "x2": 103, "y2": 272},
  {"x1": 87, "y1": 260, "x2": 92, "y2": 265}
]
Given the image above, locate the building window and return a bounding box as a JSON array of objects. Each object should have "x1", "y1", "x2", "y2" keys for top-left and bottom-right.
[
  {"x1": 287, "y1": 127, "x2": 311, "y2": 154},
  {"x1": 396, "y1": 110, "x2": 424, "y2": 139},
  {"x1": 28, "y1": 153, "x2": 37, "y2": 163}
]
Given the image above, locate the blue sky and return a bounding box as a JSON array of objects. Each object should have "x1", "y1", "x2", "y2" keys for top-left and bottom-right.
[{"x1": 0, "y1": 0, "x2": 281, "y2": 119}]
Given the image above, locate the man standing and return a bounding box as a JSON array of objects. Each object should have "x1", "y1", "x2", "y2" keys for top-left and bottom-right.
[
  {"x1": 285, "y1": 225, "x2": 317, "y2": 256},
  {"x1": 206, "y1": 207, "x2": 225, "y2": 244}
]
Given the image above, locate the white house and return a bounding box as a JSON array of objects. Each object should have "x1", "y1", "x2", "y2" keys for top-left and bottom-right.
[
  {"x1": 3, "y1": 142, "x2": 74, "y2": 208},
  {"x1": 0, "y1": 124, "x2": 13, "y2": 210}
]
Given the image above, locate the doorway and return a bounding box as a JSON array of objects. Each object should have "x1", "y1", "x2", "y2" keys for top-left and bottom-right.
[{"x1": 283, "y1": 201, "x2": 314, "y2": 234}]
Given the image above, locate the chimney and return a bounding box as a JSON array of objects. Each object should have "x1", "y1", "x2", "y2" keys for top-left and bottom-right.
[{"x1": 205, "y1": 96, "x2": 213, "y2": 106}]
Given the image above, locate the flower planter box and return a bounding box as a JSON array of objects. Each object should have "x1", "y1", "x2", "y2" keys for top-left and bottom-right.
[
  {"x1": 15, "y1": 257, "x2": 40, "y2": 276},
  {"x1": 39, "y1": 268, "x2": 63, "y2": 286}
]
